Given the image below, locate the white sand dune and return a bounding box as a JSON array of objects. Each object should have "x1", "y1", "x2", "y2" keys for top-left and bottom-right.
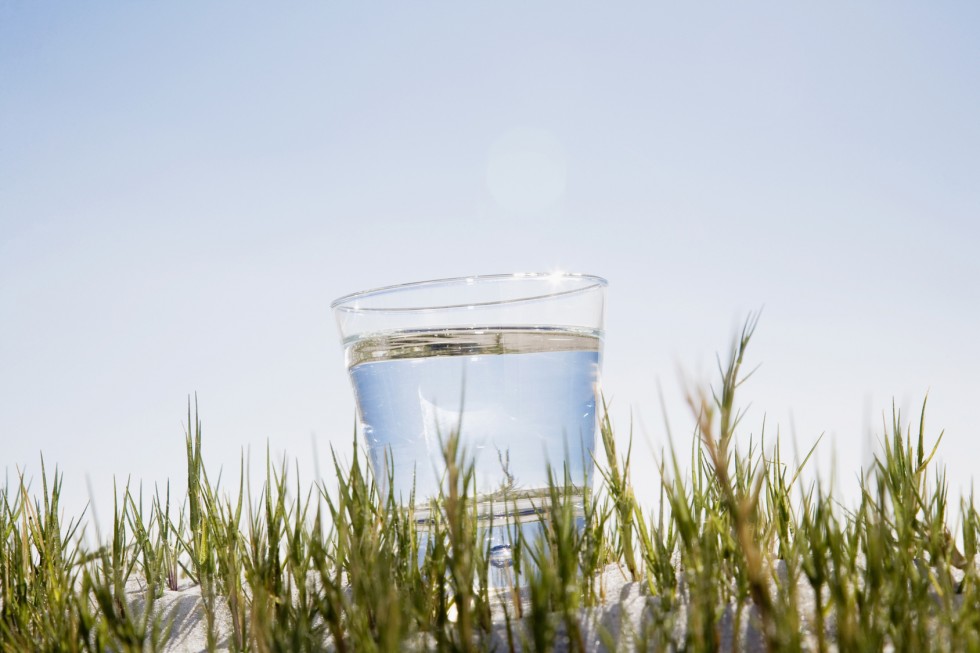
[
  {"x1": 128, "y1": 563, "x2": 812, "y2": 653},
  {"x1": 129, "y1": 556, "x2": 971, "y2": 652}
]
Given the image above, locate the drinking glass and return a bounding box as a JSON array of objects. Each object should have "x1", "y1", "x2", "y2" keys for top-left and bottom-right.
[{"x1": 331, "y1": 272, "x2": 607, "y2": 569}]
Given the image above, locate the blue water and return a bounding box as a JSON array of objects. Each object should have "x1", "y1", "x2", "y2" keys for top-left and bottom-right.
[{"x1": 347, "y1": 328, "x2": 601, "y2": 506}]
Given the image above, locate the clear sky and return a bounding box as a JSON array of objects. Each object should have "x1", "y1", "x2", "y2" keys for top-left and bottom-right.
[{"x1": 2, "y1": 2, "x2": 979, "y2": 532}]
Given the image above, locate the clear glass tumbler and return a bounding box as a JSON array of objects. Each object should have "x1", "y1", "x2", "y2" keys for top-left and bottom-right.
[{"x1": 331, "y1": 272, "x2": 607, "y2": 543}]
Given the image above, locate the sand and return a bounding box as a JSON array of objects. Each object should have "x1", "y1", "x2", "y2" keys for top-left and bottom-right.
[{"x1": 130, "y1": 561, "x2": 822, "y2": 653}]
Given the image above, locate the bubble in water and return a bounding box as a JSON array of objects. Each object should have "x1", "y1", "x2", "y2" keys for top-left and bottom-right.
[{"x1": 489, "y1": 543, "x2": 514, "y2": 569}]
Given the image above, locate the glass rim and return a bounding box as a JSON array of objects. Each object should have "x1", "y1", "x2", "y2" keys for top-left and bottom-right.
[{"x1": 331, "y1": 272, "x2": 607, "y2": 314}]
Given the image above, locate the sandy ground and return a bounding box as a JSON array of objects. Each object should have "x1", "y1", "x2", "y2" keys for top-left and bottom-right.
[{"x1": 131, "y1": 561, "x2": 825, "y2": 653}]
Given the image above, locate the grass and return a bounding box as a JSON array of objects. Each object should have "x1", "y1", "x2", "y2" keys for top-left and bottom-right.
[{"x1": 2, "y1": 319, "x2": 979, "y2": 651}]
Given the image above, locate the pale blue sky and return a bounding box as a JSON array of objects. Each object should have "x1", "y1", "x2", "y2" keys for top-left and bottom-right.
[{"x1": 2, "y1": 2, "x2": 978, "y2": 529}]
